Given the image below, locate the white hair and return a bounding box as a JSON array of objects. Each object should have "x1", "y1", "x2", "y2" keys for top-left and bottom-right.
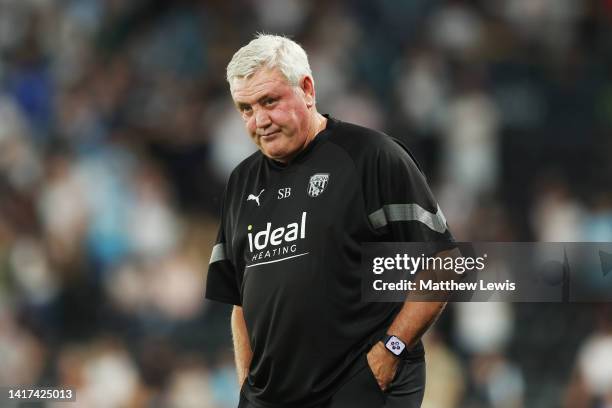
[{"x1": 226, "y1": 34, "x2": 312, "y2": 90}]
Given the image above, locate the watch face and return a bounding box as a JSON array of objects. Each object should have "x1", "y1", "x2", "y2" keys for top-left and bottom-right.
[{"x1": 385, "y1": 336, "x2": 406, "y2": 356}]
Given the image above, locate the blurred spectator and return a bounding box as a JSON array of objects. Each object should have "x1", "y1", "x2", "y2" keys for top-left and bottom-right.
[
  {"x1": 0, "y1": 309, "x2": 46, "y2": 386},
  {"x1": 578, "y1": 334, "x2": 612, "y2": 404},
  {"x1": 127, "y1": 161, "x2": 181, "y2": 259},
  {"x1": 531, "y1": 176, "x2": 585, "y2": 242},
  {"x1": 208, "y1": 100, "x2": 258, "y2": 181},
  {"x1": 396, "y1": 50, "x2": 449, "y2": 134},
  {"x1": 8, "y1": 236, "x2": 58, "y2": 306},
  {"x1": 164, "y1": 358, "x2": 216, "y2": 408},
  {"x1": 0, "y1": 95, "x2": 42, "y2": 193},
  {"x1": 429, "y1": 2, "x2": 483, "y2": 59},
  {"x1": 581, "y1": 193, "x2": 612, "y2": 242},
  {"x1": 421, "y1": 329, "x2": 465, "y2": 408},
  {"x1": 441, "y1": 81, "x2": 500, "y2": 196},
  {"x1": 38, "y1": 151, "x2": 88, "y2": 268},
  {"x1": 329, "y1": 86, "x2": 384, "y2": 130},
  {"x1": 76, "y1": 144, "x2": 137, "y2": 274},
  {"x1": 455, "y1": 303, "x2": 525, "y2": 408},
  {"x1": 564, "y1": 307, "x2": 612, "y2": 408},
  {"x1": 53, "y1": 339, "x2": 142, "y2": 408},
  {"x1": 455, "y1": 303, "x2": 514, "y2": 355}
]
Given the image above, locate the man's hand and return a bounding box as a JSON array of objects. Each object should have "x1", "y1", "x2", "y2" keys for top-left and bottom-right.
[
  {"x1": 238, "y1": 368, "x2": 248, "y2": 388},
  {"x1": 366, "y1": 342, "x2": 400, "y2": 392}
]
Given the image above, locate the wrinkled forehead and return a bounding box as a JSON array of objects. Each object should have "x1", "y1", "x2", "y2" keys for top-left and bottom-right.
[{"x1": 230, "y1": 67, "x2": 293, "y2": 102}]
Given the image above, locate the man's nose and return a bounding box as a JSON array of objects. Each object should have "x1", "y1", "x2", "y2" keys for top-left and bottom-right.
[{"x1": 255, "y1": 108, "x2": 271, "y2": 129}]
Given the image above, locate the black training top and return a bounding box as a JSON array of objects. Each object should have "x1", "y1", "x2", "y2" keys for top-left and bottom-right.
[{"x1": 206, "y1": 116, "x2": 454, "y2": 407}]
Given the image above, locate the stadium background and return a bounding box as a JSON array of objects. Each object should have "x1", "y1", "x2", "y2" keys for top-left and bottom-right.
[{"x1": 0, "y1": 0, "x2": 611, "y2": 407}]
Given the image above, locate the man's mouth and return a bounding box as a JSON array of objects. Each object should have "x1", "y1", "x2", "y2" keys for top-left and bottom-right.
[{"x1": 260, "y1": 131, "x2": 280, "y2": 141}]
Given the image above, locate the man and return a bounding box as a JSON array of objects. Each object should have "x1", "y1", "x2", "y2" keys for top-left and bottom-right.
[{"x1": 206, "y1": 34, "x2": 455, "y2": 408}]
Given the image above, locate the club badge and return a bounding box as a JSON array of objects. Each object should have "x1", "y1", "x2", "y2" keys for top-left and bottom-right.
[{"x1": 307, "y1": 173, "x2": 329, "y2": 198}]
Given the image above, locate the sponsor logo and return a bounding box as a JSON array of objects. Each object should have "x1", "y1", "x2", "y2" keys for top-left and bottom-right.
[
  {"x1": 307, "y1": 173, "x2": 329, "y2": 197},
  {"x1": 247, "y1": 189, "x2": 265, "y2": 206},
  {"x1": 247, "y1": 212, "x2": 307, "y2": 263}
]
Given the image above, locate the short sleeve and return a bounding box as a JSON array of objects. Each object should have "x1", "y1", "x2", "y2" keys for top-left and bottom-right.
[
  {"x1": 363, "y1": 138, "x2": 455, "y2": 247},
  {"x1": 205, "y1": 190, "x2": 241, "y2": 306}
]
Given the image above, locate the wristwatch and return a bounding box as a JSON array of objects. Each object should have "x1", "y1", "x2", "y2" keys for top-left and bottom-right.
[{"x1": 382, "y1": 334, "x2": 407, "y2": 358}]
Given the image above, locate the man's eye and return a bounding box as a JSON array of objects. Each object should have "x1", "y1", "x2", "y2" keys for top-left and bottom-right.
[
  {"x1": 241, "y1": 106, "x2": 252, "y2": 113},
  {"x1": 263, "y1": 98, "x2": 277, "y2": 106}
]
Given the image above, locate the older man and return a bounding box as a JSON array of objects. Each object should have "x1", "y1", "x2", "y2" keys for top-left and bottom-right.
[{"x1": 206, "y1": 34, "x2": 454, "y2": 408}]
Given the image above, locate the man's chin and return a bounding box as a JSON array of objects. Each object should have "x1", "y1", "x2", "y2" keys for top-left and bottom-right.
[
  {"x1": 264, "y1": 152, "x2": 288, "y2": 163},
  {"x1": 260, "y1": 141, "x2": 286, "y2": 160},
  {"x1": 261, "y1": 146, "x2": 291, "y2": 163}
]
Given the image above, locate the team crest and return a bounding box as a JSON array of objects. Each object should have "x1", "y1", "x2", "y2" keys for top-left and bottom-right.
[{"x1": 307, "y1": 173, "x2": 329, "y2": 198}]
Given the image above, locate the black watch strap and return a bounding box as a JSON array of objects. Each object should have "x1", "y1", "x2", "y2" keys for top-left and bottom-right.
[{"x1": 382, "y1": 334, "x2": 407, "y2": 358}]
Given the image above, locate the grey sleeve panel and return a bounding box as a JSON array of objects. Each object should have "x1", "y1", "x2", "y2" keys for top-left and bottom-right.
[
  {"x1": 369, "y1": 203, "x2": 448, "y2": 234},
  {"x1": 209, "y1": 243, "x2": 227, "y2": 264}
]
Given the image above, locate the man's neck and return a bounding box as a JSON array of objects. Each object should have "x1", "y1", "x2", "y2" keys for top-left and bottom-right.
[{"x1": 307, "y1": 111, "x2": 327, "y2": 145}]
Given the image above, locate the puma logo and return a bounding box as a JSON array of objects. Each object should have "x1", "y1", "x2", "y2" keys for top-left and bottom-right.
[{"x1": 247, "y1": 189, "x2": 265, "y2": 206}]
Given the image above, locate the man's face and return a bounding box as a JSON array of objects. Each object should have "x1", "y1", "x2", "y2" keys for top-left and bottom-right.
[{"x1": 231, "y1": 68, "x2": 314, "y2": 163}]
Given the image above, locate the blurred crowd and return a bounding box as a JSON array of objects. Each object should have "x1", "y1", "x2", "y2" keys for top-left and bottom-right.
[{"x1": 0, "y1": 0, "x2": 611, "y2": 407}]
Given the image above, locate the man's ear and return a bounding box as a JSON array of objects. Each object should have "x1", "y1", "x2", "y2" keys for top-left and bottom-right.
[{"x1": 300, "y1": 75, "x2": 315, "y2": 107}]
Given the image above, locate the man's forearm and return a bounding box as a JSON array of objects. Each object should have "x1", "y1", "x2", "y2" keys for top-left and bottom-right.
[
  {"x1": 366, "y1": 250, "x2": 455, "y2": 391},
  {"x1": 367, "y1": 300, "x2": 446, "y2": 391},
  {"x1": 387, "y1": 301, "x2": 446, "y2": 347},
  {"x1": 387, "y1": 248, "x2": 460, "y2": 346},
  {"x1": 231, "y1": 306, "x2": 253, "y2": 386}
]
